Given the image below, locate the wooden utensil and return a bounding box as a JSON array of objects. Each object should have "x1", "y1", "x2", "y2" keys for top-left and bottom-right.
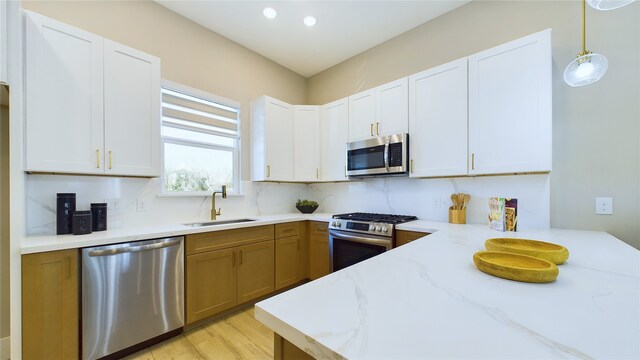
[
  {"x1": 451, "y1": 194, "x2": 458, "y2": 209},
  {"x1": 463, "y1": 194, "x2": 471, "y2": 209},
  {"x1": 458, "y1": 193, "x2": 465, "y2": 210}
]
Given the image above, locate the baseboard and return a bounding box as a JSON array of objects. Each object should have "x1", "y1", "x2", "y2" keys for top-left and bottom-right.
[{"x1": 0, "y1": 336, "x2": 10, "y2": 360}]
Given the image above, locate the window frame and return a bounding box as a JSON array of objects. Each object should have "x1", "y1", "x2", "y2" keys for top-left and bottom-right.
[{"x1": 160, "y1": 80, "x2": 242, "y2": 196}]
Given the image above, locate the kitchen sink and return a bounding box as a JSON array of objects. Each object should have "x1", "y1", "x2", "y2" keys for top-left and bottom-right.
[{"x1": 183, "y1": 219, "x2": 256, "y2": 227}]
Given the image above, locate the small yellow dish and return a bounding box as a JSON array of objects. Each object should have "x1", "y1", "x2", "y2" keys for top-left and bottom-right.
[
  {"x1": 473, "y1": 251, "x2": 559, "y2": 283},
  {"x1": 485, "y1": 238, "x2": 569, "y2": 265}
]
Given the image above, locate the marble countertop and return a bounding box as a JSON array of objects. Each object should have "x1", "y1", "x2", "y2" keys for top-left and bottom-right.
[
  {"x1": 255, "y1": 223, "x2": 640, "y2": 359},
  {"x1": 21, "y1": 213, "x2": 333, "y2": 254}
]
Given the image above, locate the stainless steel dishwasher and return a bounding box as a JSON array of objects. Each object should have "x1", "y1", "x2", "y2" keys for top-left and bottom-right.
[{"x1": 82, "y1": 237, "x2": 184, "y2": 360}]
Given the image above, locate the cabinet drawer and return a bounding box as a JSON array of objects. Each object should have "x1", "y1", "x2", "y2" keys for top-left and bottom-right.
[
  {"x1": 186, "y1": 225, "x2": 274, "y2": 255},
  {"x1": 275, "y1": 222, "x2": 300, "y2": 238},
  {"x1": 309, "y1": 221, "x2": 328, "y2": 236}
]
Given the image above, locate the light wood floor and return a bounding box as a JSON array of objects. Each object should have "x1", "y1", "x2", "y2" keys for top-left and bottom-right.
[{"x1": 124, "y1": 307, "x2": 274, "y2": 360}]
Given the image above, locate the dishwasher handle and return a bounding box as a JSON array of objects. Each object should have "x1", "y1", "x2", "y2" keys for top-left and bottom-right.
[{"x1": 87, "y1": 238, "x2": 182, "y2": 257}]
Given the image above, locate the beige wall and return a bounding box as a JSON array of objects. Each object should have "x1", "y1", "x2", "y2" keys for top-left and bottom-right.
[
  {"x1": 1, "y1": 87, "x2": 9, "y2": 339},
  {"x1": 22, "y1": 0, "x2": 307, "y2": 181},
  {"x1": 307, "y1": 1, "x2": 640, "y2": 248}
]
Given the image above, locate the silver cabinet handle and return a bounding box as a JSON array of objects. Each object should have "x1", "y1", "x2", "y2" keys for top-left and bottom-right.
[{"x1": 88, "y1": 239, "x2": 182, "y2": 257}]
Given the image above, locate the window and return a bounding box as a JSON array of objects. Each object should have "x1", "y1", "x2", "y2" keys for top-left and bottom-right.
[{"x1": 161, "y1": 81, "x2": 240, "y2": 194}]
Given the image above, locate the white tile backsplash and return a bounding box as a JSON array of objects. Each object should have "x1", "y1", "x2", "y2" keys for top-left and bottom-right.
[{"x1": 26, "y1": 173, "x2": 549, "y2": 235}]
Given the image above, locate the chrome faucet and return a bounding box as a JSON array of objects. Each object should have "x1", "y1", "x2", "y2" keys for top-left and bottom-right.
[{"x1": 210, "y1": 185, "x2": 227, "y2": 220}]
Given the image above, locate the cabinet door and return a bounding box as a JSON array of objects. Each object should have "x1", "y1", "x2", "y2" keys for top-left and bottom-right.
[
  {"x1": 320, "y1": 98, "x2": 349, "y2": 181},
  {"x1": 186, "y1": 248, "x2": 237, "y2": 324},
  {"x1": 237, "y1": 240, "x2": 275, "y2": 303},
  {"x1": 22, "y1": 249, "x2": 79, "y2": 359},
  {"x1": 104, "y1": 40, "x2": 160, "y2": 177},
  {"x1": 298, "y1": 222, "x2": 309, "y2": 281},
  {"x1": 396, "y1": 230, "x2": 430, "y2": 247},
  {"x1": 294, "y1": 106, "x2": 320, "y2": 181},
  {"x1": 409, "y1": 58, "x2": 468, "y2": 177},
  {"x1": 275, "y1": 236, "x2": 300, "y2": 290},
  {"x1": 348, "y1": 88, "x2": 376, "y2": 142},
  {"x1": 265, "y1": 97, "x2": 294, "y2": 181},
  {"x1": 24, "y1": 11, "x2": 104, "y2": 174},
  {"x1": 377, "y1": 77, "x2": 408, "y2": 137},
  {"x1": 469, "y1": 29, "x2": 552, "y2": 175},
  {"x1": 309, "y1": 234, "x2": 330, "y2": 280}
]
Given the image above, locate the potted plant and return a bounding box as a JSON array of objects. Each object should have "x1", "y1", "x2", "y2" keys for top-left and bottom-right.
[{"x1": 296, "y1": 199, "x2": 319, "y2": 214}]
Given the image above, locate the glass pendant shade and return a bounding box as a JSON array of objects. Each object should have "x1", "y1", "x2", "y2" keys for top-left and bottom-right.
[
  {"x1": 587, "y1": 0, "x2": 636, "y2": 10},
  {"x1": 563, "y1": 53, "x2": 608, "y2": 87}
]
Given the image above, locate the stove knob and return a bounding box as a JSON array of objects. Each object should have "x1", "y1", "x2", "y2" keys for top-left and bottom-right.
[
  {"x1": 375, "y1": 226, "x2": 381, "y2": 232},
  {"x1": 336, "y1": 221, "x2": 341, "y2": 228},
  {"x1": 381, "y1": 226, "x2": 388, "y2": 233},
  {"x1": 369, "y1": 224, "x2": 375, "y2": 231},
  {"x1": 331, "y1": 221, "x2": 337, "y2": 227}
]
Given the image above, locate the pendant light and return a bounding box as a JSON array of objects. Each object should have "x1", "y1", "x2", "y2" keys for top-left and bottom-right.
[
  {"x1": 587, "y1": 0, "x2": 637, "y2": 10},
  {"x1": 564, "y1": 0, "x2": 608, "y2": 87}
]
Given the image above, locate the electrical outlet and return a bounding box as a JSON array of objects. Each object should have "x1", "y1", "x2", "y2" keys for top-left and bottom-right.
[
  {"x1": 104, "y1": 198, "x2": 122, "y2": 211},
  {"x1": 136, "y1": 197, "x2": 148, "y2": 212},
  {"x1": 595, "y1": 197, "x2": 613, "y2": 215}
]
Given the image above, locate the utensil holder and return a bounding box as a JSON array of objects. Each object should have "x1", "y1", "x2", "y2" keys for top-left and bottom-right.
[{"x1": 449, "y1": 207, "x2": 466, "y2": 224}]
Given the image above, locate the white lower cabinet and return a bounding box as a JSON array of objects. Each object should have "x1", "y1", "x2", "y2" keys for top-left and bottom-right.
[
  {"x1": 24, "y1": 11, "x2": 161, "y2": 176},
  {"x1": 294, "y1": 106, "x2": 320, "y2": 181},
  {"x1": 409, "y1": 58, "x2": 468, "y2": 177},
  {"x1": 320, "y1": 98, "x2": 349, "y2": 181},
  {"x1": 468, "y1": 29, "x2": 552, "y2": 175},
  {"x1": 251, "y1": 96, "x2": 294, "y2": 181}
]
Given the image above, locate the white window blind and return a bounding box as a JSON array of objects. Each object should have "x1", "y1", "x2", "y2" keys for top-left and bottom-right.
[{"x1": 161, "y1": 81, "x2": 240, "y2": 194}]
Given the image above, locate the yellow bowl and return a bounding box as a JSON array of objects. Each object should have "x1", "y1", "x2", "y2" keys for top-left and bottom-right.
[
  {"x1": 473, "y1": 251, "x2": 559, "y2": 283},
  {"x1": 485, "y1": 238, "x2": 569, "y2": 265}
]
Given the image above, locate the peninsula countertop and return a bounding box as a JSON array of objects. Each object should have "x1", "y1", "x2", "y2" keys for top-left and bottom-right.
[{"x1": 255, "y1": 222, "x2": 640, "y2": 359}]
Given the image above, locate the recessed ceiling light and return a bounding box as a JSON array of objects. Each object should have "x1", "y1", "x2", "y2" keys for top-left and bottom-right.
[
  {"x1": 303, "y1": 16, "x2": 317, "y2": 27},
  {"x1": 263, "y1": 7, "x2": 277, "y2": 19}
]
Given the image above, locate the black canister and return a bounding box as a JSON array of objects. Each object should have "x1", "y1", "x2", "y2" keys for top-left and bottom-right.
[
  {"x1": 91, "y1": 203, "x2": 108, "y2": 232},
  {"x1": 72, "y1": 211, "x2": 93, "y2": 235},
  {"x1": 56, "y1": 193, "x2": 76, "y2": 235}
]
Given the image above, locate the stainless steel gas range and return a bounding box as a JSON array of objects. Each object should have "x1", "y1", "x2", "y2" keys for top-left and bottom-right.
[{"x1": 328, "y1": 212, "x2": 417, "y2": 272}]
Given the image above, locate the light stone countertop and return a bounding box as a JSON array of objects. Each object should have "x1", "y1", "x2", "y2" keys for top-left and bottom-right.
[
  {"x1": 255, "y1": 222, "x2": 640, "y2": 359},
  {"x1": 21, "y1": 213, "x2": 334, "y2": 254}
]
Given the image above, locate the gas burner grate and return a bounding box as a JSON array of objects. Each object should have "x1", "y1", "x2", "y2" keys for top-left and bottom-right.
[{"x1": 332, "y1": 212, "x2": 418, "y2": 224}]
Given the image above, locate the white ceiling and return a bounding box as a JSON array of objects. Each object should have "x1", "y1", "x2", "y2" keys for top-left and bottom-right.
[{"x1": 155, "y1": 1, "x2": 470, "y2": 78}]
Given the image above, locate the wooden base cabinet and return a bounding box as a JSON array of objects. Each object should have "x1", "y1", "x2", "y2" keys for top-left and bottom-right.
[
  {"x1": 22, "y1": 249, "x2": 79, "y2": 360},
  {"x1": 186, "y1": 248, "x2": 237, "y2": 322},
  {"x1": 237, "y1": 240, "x2": 275, "y2": 303},
  {"x1": 396, "y1": 230, "x2": 431, "y2": 247},
  {"x1": 275, "y1": 222, "x2": 308, "y2": 290},
  {"x1": 185, "y1": 227, "x2": 275, "y2": 325},
  {"x1": 309, "y1": 221, "x2": 330, "y2": 280}
]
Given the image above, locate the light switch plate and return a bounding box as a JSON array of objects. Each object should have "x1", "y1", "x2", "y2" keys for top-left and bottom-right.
[{"x1": 595, "y1": 197, "x2": 613, "y2": 215}]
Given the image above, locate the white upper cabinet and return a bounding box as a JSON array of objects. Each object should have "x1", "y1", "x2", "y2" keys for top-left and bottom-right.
[
  {"x1": 348, "y1": 78, "x2": 408, "y2": 142},
  {"x1": 377, "y1": 78, "x2": 409, "y2": 137},
  {"x1": 348, "y1": 88, "x2": 376, "y2": 142},
  {"x1": 293, "y1": 105, "x2": 320, "y2": 182},
  {"x1": 104, "y1": 40, "x2": 160, "y2": 177},
  {"x1": 0, "y1": 1, "x2": 7, "y2": 83},
  {"x1": 409, "y1": 58, "x2": 468, "y2": 177},
  {"x1": 24, "y1": 11, "x2": 161, "y2": 177},
  {"x1": 320, "y1": 98, "x2": 349, "y2": 182},
  {"x1": 468, "y1": 29, "x2": 552, "y2": 175},
  {"x1": 251, "y1": 96, "x2": 294, "y2": 181},
  {"x1": 25, "y1": 10, "x2": 105, "y2": 174}
]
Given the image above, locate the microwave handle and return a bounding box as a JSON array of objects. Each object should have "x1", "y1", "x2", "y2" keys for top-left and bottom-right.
[{"x1": 384, "y1": 141, "x2": 390, "y2": 171}]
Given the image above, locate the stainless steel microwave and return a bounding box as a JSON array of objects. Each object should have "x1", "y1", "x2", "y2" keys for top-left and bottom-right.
[{"x1": 346, "y1": 133, "x2": 409, "y2": 177}]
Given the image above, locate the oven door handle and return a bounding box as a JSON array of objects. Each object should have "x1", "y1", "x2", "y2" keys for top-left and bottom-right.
[
  {"x1": 330, "y1": 231, "x2": 392, "y2": 248},
  {"x1": 384, "y1": 141, "x2": 390, "y2": 171}
]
